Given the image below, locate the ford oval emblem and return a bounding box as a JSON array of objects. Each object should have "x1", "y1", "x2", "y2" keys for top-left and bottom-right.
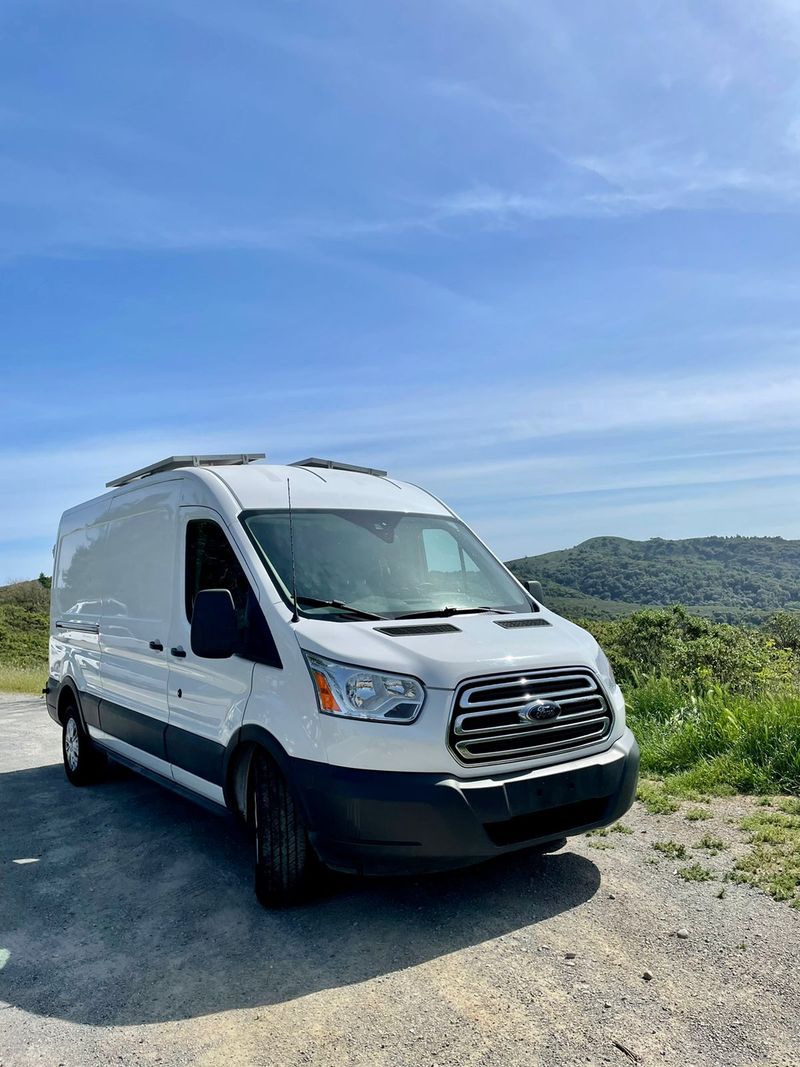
[{"x1": 521, "y1": 699, "x2": 561, "y2": 722}]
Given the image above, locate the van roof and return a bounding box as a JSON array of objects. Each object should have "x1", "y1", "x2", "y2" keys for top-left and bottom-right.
[
  {"x1": 205, "y1": 462, "x2": 449, "y2": 515},
  {"x1": 57, "y1": 458, "x2": 452, "y2": 533},
  {"x1": 106, "y1": 454, "x2": 390, "y2": 488},
  {"x1": 64, "y1": 458, "x2": 451, "y2": 525}
]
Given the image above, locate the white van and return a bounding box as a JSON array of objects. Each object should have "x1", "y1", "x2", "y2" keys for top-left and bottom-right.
[{"x1": 47, "y1": 454, "x2": 638, "y2": 906}]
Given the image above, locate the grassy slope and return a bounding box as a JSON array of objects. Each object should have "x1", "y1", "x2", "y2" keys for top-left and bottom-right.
[{"x1": 626, "y1": 678, "x2": 800, "y2": 796}]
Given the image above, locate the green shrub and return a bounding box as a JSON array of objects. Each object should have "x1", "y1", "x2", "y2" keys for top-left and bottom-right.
[
  {"x1": 0, "y1": 579, "x2": 50, "y2": 685},
  {"x1": 637, "y1": 781, "x2": 679, "y2": 814},
  {"x1": 653, "y1": 840, "x2": 687, "y2": 859},
  {"x1": 685, "y1": 807, "x2": 712, "y2": 821},
  {"x1": 0, "y1": 578, "x2": 51, "y2": 611},
  {"x1": 587, "y1": 608, "x2": 800, "y2": 797},
  {"x1": 0, "y1": 604, "x2": 49, "y2": 667},
  {"x1": 679, "y1": 864, "x2": 714, "y2": 882},
  {"x1": 733, "y1": 808, "x2": 800, "y2": 906},
  {"x1": 764, "y1": 612, "x2": 800, "y2": 653},
  {"x1": 588, "y1": 606, "x2": 798, "y2": 696},
  {"x1": 693, "y1": 835, "x2": 726, "y2": 853}
]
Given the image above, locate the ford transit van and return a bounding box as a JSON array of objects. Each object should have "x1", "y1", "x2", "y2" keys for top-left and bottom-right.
[{"x1": 47, "y1": 454, "x2": 639, "y2": 906}]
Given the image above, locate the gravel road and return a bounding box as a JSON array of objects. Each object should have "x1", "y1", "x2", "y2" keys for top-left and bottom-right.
[{"x1": 1, "y1": 693, "x2": 798, "y2": 1067}]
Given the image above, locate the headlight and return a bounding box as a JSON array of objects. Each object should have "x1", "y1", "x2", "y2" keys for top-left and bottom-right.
[
  {"x1": 594, "y1": 645, "x2": 617, "y2": 690},
  {"x1": 303, "y1": 652, "x2": 425, "y2": 723}
]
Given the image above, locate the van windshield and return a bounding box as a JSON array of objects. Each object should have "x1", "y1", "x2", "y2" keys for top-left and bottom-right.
[{"x1": 241, "y1": 510, "x2": 531, "y2": 620}]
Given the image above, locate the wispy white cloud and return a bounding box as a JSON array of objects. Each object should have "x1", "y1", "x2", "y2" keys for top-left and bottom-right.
[
  {"x1": 433, "y1": 147, "x2": 800, "y2": 225},
  {"x1": 571, "y1": 148, "x2": 800, "y2": 210},
  {"x1": 0, "y1": 147, "x2": 442, "y2": 260},
  {"x1": 3, "y1": 361, "x2": 800, "y2": 579},
  {"x1": 425, "y1": 2, "x2": 800, "y2": 224},
  {"x1": 5, "y1": 0, "x2": 800, "y2": 258}
]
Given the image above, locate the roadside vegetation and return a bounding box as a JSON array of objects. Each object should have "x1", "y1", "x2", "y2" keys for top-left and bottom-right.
[
  {"x1": 586, "y1": 606, "x2": 800, "y2": 798},
  {"x1": 0, "y1": 664, "x2": 47, "y2": 694},
  {"x1": 586, "y1": 606, "x2": 800, "y2": 907},
  {"x1": 0, "y1": 576, "x2": 50, "y2": 693},
  {"x1": 733, "y1": 801, "x2": 800, "y2": 906}
]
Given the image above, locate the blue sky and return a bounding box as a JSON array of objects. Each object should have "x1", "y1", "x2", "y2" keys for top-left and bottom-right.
[{"x1": 2, "y1": 0, "x2": 800, "y2": 582}]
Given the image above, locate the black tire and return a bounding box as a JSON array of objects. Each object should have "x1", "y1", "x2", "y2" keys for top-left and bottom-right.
[
  {"x1": 62, "y1": 703, "x2": 106, "y2": 786},
  {"x1": 252, "y1": 749, "x2": 319, "y2": 907}
]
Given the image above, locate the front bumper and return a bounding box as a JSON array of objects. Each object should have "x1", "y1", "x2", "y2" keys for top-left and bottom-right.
[{"x1": 292, "y1": 728, "x2": 639, "y2": 875}]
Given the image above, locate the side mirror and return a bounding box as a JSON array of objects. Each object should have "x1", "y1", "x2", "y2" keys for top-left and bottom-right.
[
  {"x1": 526, "y1": 579, "x2": 544, "y2": 604},
  {"x1": 191, "y1": 589, "x2": 238, "y2": 659}
]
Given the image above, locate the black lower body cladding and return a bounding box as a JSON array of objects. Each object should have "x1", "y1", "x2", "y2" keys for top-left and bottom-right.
[
  {"x1": 291, "y1": 730, "x2": 640, "y2": 876},
  {"x1": 46, "y1": 679, "x2": 225, "y2": 785}
]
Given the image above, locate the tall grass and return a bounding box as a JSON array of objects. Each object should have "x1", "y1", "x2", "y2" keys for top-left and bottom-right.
[
  {"x1": 626, "y1": 677, "x2": 800, "y2": 796},
  {"x1": 0, "y1": 663, "x2": 46, "y2": 695}
]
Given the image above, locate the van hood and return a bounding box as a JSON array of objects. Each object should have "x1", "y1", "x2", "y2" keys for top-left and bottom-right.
[{"x1": 293, "y1": 609, "x2": 602, "y2": 690}]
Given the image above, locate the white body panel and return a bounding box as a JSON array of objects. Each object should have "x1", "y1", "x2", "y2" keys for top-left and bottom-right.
[
  {"x1": 50, "y1": 460, "x2": 626, "y2": 796},
  {"x1": 50, "y1": 493, "x2": 109, "y2": 698},
  {"x1": 99, "y1": 481, "x2": 178, "y2": 724}
]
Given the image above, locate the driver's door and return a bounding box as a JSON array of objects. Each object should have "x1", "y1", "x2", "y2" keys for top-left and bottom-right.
[{"x1": 165, "y1": 509, "x2": 259, "y2": 802}]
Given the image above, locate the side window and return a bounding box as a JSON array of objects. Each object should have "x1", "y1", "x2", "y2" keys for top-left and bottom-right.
[{"x1": 185, "y1": 519, "x2": 281, "y2": 668}]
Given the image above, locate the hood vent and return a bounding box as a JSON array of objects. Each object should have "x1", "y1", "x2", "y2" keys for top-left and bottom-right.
[
  {"x1": 374, "y1": 623, "x2": 462, "y2": 636},
  {"x1": 494, "y1": 618, "x2": 552, "y2": 629}
]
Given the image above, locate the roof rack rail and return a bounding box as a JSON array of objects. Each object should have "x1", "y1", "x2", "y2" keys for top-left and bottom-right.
[
  {"x1": 107, "y1": 453, "x2": 265, "y2": 488},
  {"x1": 290, "y1": 457, "x2": 387, "y2": 478}
]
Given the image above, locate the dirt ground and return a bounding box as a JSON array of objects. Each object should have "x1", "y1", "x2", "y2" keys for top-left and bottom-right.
[{"x1": 1, "y1": 693, "x2": 798, "y2": 1067}]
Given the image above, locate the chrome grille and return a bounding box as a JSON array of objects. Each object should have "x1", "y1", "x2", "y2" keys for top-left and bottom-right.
[{"x1": 449, "y1": 667, "x2": 612, "y2": 765}]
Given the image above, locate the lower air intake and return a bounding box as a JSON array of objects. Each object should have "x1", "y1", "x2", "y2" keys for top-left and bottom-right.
[{"x1": 485, "y1": 797, "x2": 607, "y2": 846}]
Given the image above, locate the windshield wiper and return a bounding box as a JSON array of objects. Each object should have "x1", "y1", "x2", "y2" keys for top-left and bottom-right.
[
  {"x1": 394, "y1": 606, "x2": 513, "y2": 620},
  {"x1": 296, "y1": 596, "x2": 386, "y2": 620}
]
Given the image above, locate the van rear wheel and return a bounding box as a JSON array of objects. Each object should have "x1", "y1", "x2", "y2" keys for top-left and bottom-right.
[
  {"x1": 252, "y1": 749, "x2": 319, "y2": 907},
  {"x1": 62, "y1": 704, "x2": 106, "y2": 786}
]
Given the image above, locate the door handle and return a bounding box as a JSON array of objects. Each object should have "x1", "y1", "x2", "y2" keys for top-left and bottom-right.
[
  {"x1": 149, "y1": 640, "x2": 164, "y2": 652},
  {"x1": 170, "y1": 646, "x2": 187, "y2": 658}
]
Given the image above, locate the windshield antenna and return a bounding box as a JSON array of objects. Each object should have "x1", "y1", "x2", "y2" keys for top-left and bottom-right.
[{"x1": 286, "y1": 477, "x2": 300, "y2": 623}]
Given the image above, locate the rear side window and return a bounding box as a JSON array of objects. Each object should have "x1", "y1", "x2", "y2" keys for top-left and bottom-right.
[
  {"x1": 185, "y1": 519, "x2": 281, "y2": 668},
  {"x1": 103, "y1": 503, "x2": 174, "y2": 622},
  {"x1": 54, "y1": 525, "x2": 107, "y2": 619}
]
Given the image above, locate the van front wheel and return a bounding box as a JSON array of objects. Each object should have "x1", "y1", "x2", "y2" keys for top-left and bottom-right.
[
  {"x1": 62, "y1": 705, "x2": 106, "y2": 786},
  {"x1": 252, "y1": 750, "x2": 319, "y2": 907}
]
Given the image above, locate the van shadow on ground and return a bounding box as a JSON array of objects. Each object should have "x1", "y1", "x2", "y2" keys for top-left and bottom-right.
[{"x1": 0, "y1": 759, "x2": 600, "y2": 1026}]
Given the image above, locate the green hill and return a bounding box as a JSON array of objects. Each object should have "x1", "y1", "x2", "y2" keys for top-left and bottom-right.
[{"x1": 507, "y1": 535, "x2": 800, "y2": 624}]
